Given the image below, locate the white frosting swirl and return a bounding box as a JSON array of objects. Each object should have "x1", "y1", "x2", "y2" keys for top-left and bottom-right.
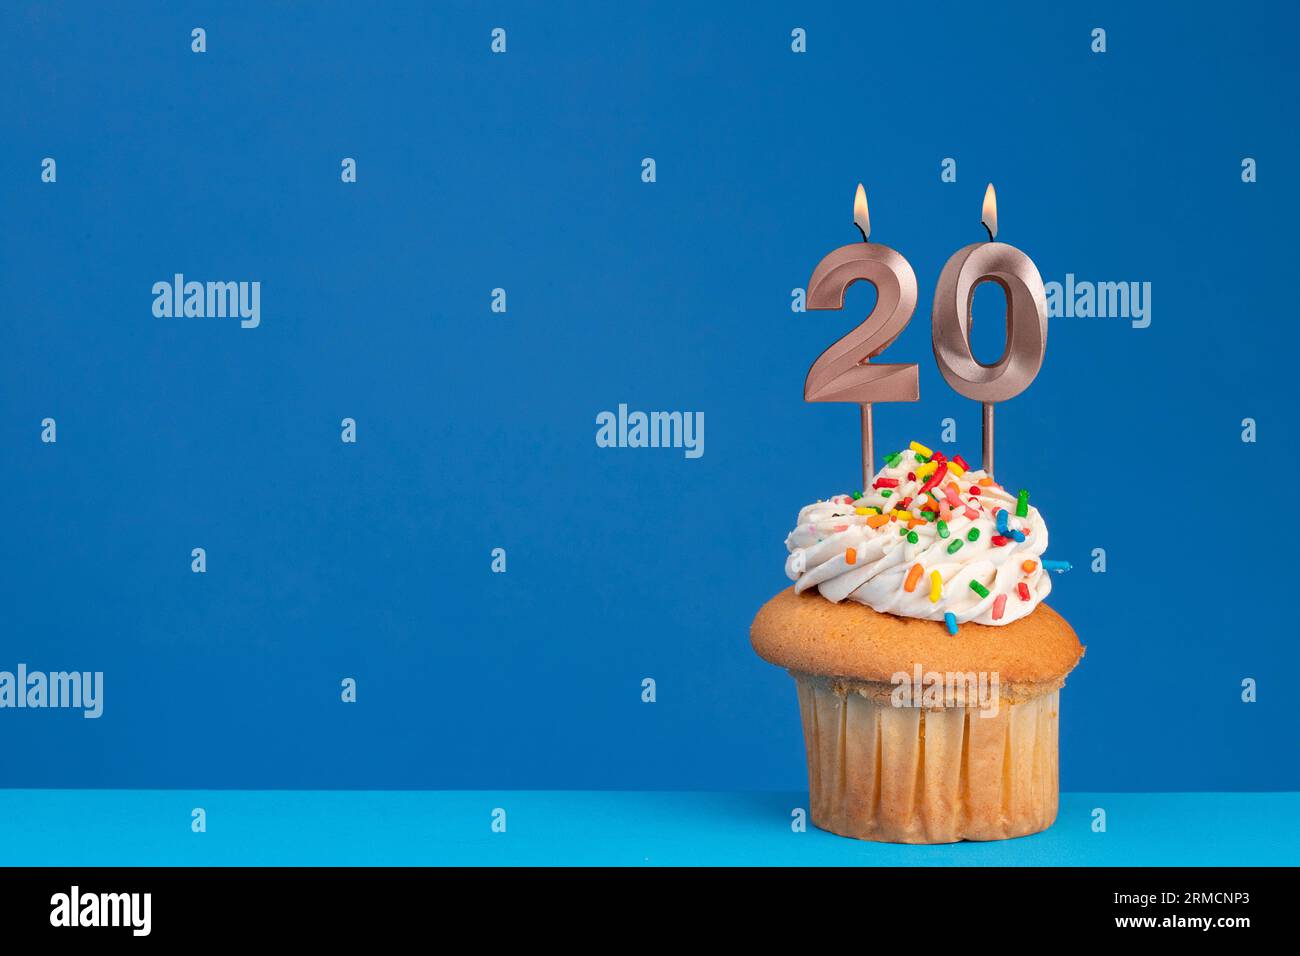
[{"x1": 784, "y1": 447, "x2": 1051, "y2": 626}]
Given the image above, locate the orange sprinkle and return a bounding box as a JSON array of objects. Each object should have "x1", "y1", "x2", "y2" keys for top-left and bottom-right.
[
  {"x1": 904, "y1": 564, "x2": 924, "y2": 592},
  {"x1": 866, "y1": 514, "x2": 890, "y2": 529},
  {"x1": 846, "y1": 548, "x2": 857, "y2": 565},
  {"x1": 978, "y1": 477, "x2": 994, "y2": 486},
  {"x1": 1021, "y1": 560, "x2": 1037, "y2": 573}
]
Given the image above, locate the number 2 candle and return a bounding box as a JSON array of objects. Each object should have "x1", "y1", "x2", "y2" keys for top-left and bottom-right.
[{"x1": 804, "y1": 185, "x2": 919, "y2": 490}]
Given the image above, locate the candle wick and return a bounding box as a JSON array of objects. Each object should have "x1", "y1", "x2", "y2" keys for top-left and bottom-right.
[
  {"x1": 855, "y1": 224, "x2": 869, "y2": 243},
  {"x1": 982, "y1": 223, "x2": 994, "y2": 242}
]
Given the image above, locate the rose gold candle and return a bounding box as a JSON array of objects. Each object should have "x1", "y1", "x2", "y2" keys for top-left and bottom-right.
[
  {"x1": 805, "y1": 185, "x2": 919, "y2": 488},
  {"x1": 931, "y1": 184, "x2": 1048, "y2": 478}
]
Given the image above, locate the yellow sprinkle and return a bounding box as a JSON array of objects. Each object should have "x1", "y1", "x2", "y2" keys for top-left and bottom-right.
[
  {"x1": 915, "y1": 461, "x2": 938, "y2": 478},
  {"x1": 948, "y1": 462, "x2": 965, "y2": 477},
  {"x1": 893, "y1": 510, "x2": 914, "y2": 520},
  {"x1": 929, "y1": 571, "x2": 942, "y2": 603},
  {"x1": 909, "y1": 441, "x2": 933, "y2": 457},
  {"x1": 855, "y1": 507, "x2": 871, "y2": 515}
]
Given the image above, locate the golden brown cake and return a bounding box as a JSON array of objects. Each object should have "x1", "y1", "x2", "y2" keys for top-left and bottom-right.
[{"x1": 753, "y1": 442, "x2": 1084, "y2": 843}]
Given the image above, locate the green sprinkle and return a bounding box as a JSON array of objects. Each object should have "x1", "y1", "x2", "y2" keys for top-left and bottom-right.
[
  {"x1": 851, "y1": 490, "x2": 862, "y2": 500},
  {"x1": 884, "y1": 452, "x2": 901, "y2": 466},
  {"x1": 899, "y1": 526, "x2": 909, "y2": 537},
  {"x1": 1016, "y1": 489, "x2": 1029, "y2": 518},
  {"x1": 947, "y1": 539, "x2": 964, "y2": 554},
  {"x1": 907, "y1": 531, "x2": 919, "y2": 544},
  {"x1": 969, "y1": 581, "x2": 990, "y2": 599},
  {"x1": 937, "y1": 520, "x2": 950, "y2": 539},
  {"x1": 881, "y1": 490, "x2": 893, "y2": 498},
  {"x1": 967, "y1": 528, "x2": 980, "y2": 542},
  {"x1": 915, "y1": 455, "x2": 929, "y2": 465},
  {"x1": 920, "y1": 510, "x2": 937, "y2": 520},
  {"x1": 865, "y1": 506, "x2": 880, "y2": 515}
]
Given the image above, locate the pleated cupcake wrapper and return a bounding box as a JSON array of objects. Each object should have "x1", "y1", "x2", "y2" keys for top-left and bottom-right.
[{"x1": 795, "y1": 676, "x2": 1060, "y2": 844}]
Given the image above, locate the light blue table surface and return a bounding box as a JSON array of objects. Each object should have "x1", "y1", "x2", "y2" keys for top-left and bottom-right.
[{"x1": 0, "y1": 791, "x2": 1294, "y2": 866}]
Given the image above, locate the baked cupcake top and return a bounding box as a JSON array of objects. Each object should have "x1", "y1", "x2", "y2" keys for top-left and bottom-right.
[
  {"x1": 784, "y1": 441, "x2": 1069, "y2": 631},
  {"x1": 751, "y1": 586, "x2": 1084, "y2": 687}
]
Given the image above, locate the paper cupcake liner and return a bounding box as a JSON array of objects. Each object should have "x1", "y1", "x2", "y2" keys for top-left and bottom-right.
[{"x1": 795, "y1": 676, "x2": 1060, "y2": 843}]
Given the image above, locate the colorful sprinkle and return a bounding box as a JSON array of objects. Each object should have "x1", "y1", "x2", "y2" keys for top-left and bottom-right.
[
  {"x1": 915, "y1": 461, "x2": 939, "y2": 479},
  {"x1": 1017, "y1": 582, "x2": 1031, "y2": 601},
  {"x1": 930, "y1": 571, "x2": 943, "y2": 603},
  {"x1": 967, "y1": 528, "x2": 980, "y2": 542},
  {"x1": 937, "y1": 519, "x2": 950, "y2": 539},
  {"x1": 880, "y1": 490, "x2": 893, "y2": 498},
  {"x1": 1042, "y1": 559, "x2": 1072, "y2": 573},
  {"x1": 948, "y1": 461, "x2": 965, "y2": 477},
  {"x1": 969, "y1": 580, "x2": 990, "y2": 599},
  {"x1": 968, "y1": 486, "x2": 982, "y2": 496},
  {"x1": 904, "y1": 564, "x2": 924, "y2": 592},
  {"x1": 1021, "y1": 560, "x2": 1037, "y2": 573},
  {"x1": 855, "y1": 507, "x2": 872, "y2": 515},
  {"x1": 944, "y1": 612, "x2": 958, "y2": 635},
  {"x1": 963, "y1": 507, "x2": 980, "y2": 520},
  {"x1": 884, "y1": 452, "x2": 901, "y2": 466},
  {"x1": 833, "y1": 524, "x2": 848, "y2": 532},
  {"x1": 951, "y1": 454, "x2": 971, "y2": 472},
  {"x1": 920, "y1": 510, "x2": 938, "y2": 520},
  {"x1": 851, "y1": 490, "x2": 862, "y2": 500},
  {"x1": 906, "y1": 531, "x2": 919, "y2": 544},
  {"x1": 909, "y1": 441, "x2": 933, "y2": 457},
  {"x1": 874, "y1": 477, "x2": 899, "y2": 488},
  {"x1": 917, "y1": 459, "x2": 950, "y2": 495},
  {"x1": 990, "y1": 534, "x2": 1010, "y2": 546},
  {"x1": 995, "y1": 509, "x2": 1009, "y2": 534},
  {"x1": 866, "y1": 514, "x2": 890, "y2": 528},
  {"x1": 845, "y1": 548, "x2": 857, "y2": 565},
  {"x1": 947, "y1": 539, "x2": 964, "y2": 554},
  {"x1": 1016, "y1": 489, "x2": 1029, "y2": 518},
  {"x1": 992, "y1": 593, "x2": 1007, "y2": 621},
  {"x1": 1009, "y1": 529, "x2": 1026, "y2": 542}
]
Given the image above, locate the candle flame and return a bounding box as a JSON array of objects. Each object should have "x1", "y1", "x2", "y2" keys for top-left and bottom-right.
[
  {"x1": 981, "y1": 183, "x2": 998, "y2": 240},
  {"x1": 853, "y1": 183, "x2": 870, "y2": 241}
]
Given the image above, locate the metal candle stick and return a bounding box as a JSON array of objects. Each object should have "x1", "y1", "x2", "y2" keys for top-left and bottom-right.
[{"x1": 931, "y1": 184, "x2": 1047, "y2": 479}]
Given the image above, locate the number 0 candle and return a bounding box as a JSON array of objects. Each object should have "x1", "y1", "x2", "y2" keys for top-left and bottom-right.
[
  {"x1": 931, "y1": 184, "x2": 1048, "y2": 478},
  {"x1": 805, "y1": 185, "x2": 919, "y2": 490}
]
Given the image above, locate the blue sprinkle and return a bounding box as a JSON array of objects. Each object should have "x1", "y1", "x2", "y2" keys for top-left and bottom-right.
[
  {"x1": 944, "y1": 612, "x2": 958, "y2": 635},
  {"x1": 1009, "y1": 529, "x2": 1026, "y2": 542},
  {"x1": 996, "y1": 509, "x2": 1009, "y2": 534},
  {"x1": 1042, "y1": 559, "x2": 1072, "y2": 573}
]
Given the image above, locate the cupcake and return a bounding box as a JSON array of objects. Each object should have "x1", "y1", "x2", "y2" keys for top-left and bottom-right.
[{"x1": 751, "y1": 442, "x2": 1083, "y2": 843}]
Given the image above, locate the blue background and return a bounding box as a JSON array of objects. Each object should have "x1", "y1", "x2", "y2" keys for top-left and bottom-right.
[{"x1": 1, "y1": 1, "x2": 1295, "y2": 793}]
